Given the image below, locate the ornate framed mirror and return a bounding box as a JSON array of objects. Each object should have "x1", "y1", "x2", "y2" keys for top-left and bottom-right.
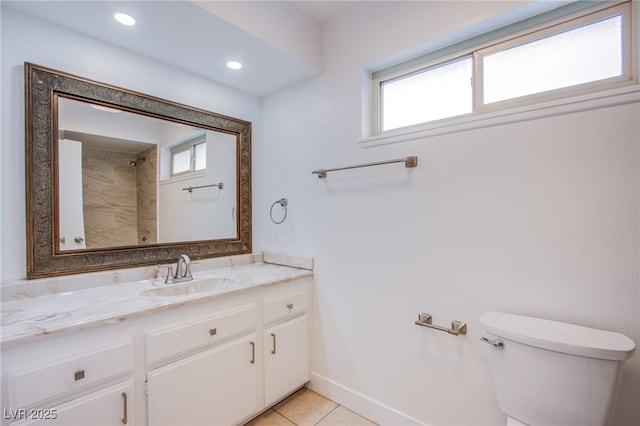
[{"x1": 25, "y1": 63, "x2": 252, "y2": 278}]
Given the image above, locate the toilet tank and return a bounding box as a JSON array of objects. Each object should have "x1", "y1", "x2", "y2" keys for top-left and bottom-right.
[{"x1": 480, "y1": 312, "x2": 635, "y2": 426}]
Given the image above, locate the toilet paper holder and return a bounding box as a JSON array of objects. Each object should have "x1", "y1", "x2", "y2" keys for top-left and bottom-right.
[{"x1": 415, "y1": 313, "x2": 467, "y2": 336}]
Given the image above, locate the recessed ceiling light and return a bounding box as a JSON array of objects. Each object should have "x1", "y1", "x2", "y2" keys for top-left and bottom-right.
[
  {"x1": 226, "y1": 61, "x2": 242, "y2": 70},
  {"x1": 114, "y1": 13, "x2": 135, "y2": 26}
]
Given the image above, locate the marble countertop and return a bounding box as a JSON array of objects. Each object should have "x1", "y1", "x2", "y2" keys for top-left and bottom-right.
[{"x1": 1, "y1": 259, "x2": 313, "y2": 348}]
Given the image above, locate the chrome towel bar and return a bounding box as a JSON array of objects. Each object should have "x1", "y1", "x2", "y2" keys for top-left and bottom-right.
[
  {"x1": 182, "y1": 182, "x2": 223, "y2": 193},
  {"x1": 415, "y1": 313, "x2": 467, "y2": 336},
  {"x1": 312, "y1": 156, "x2": 417, "y2": 178}
]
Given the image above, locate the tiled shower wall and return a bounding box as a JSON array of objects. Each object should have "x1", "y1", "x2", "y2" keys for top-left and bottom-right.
[
  {"x1": 82, "y1": 146, "x2": 157, "y2": 248},
  {"x1": 136, "y1": 145, "x2": 157, "y2": 245}
]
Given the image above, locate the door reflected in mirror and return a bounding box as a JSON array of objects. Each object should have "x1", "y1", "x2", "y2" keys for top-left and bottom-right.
[{"x1": 57, "y1": 97, "x2": 238, "y2": 252}]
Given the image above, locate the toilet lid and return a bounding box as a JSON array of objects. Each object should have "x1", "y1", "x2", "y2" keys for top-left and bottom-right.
[{"x1": 480, "y1": 312, "x2": 636, "y2": 361}]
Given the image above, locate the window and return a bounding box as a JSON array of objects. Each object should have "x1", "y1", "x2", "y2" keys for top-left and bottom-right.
[
  {"x1": 170, "y1": 135, "x2": 207, "y2": 177},
  {"x1": 373, "y1": 2, "x2": 633, "y2": 134},
  {"x1": 381, "y1": 56, "x2": 473, "y2": 131},
  {"x1": 479, "y1": 12, "x2": 624, "y2": 105}
]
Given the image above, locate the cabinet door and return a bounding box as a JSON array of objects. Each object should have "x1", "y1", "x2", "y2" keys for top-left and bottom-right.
[
  {"x1": 264, "y1": 315, "x2": 309, "y2": 406},
  {"x1": 147, "y1": 334, "x2": 258, "y2": 426},
  {"x1": 10, "y1": 380, "x2": 134, "y2": 426}
]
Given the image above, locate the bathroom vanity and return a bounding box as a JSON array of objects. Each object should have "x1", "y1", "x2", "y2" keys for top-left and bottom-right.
[
  {"x1": 4, "y1": 64, "x2": 313, "y2": 425},
  {"x1": 0, "y1": 254, "x2": 313, "y2": 426}
]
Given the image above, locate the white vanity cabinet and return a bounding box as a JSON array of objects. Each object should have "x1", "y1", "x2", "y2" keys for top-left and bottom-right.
[
  {"x1": 10, "y1": 380, "x2": 134, "y2": 426},
  {"x1": 147, "y1": 335, "x2": 258, "y2": 425},
  {"x1": 1, "y1": 269, "x2": 313, "y2": 426},
  {"x1": 2, "y1": 337, "x2": 135, "y2": 426},
  {"x1": 145, "y1": 304, "x2": 259, "y2": 426},
  {"x1": 264, "y1": 289, "x2": 311, "y2": 406},
  {"x1": 145, "y1": 284, "x2": 312, "y2": 425}
]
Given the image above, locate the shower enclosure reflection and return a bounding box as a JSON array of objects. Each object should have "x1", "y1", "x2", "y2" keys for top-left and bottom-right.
[{"x1": 57, "y1": 97, "x2": 237, "y2": 252}]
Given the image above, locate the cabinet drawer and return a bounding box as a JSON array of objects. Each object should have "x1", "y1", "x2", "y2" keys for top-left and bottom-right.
[
  {"x1": 264, "y1": 290, "x2": 308, "y2": 325},
  {"x1": 8, "y1": 339, "x2": 133, "y2": 409},
  {"x1": 147, "y1": 303, "x2": 256, "y2": 365},
  {"x1": 10, "y1": 380, "x2": 134, "y2": 426}
]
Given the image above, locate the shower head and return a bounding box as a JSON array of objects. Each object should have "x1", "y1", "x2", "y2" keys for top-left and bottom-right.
[{"x1": 128, "y1": 156, "x2": 146, "y2": 167}]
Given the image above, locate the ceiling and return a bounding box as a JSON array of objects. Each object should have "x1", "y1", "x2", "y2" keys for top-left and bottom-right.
[
  {"x1": 288, "y1": 1, "x2": 361, "y2": 23},
  {"x1": 4, "y1": 1, "x2": 362, "y2": 97}
]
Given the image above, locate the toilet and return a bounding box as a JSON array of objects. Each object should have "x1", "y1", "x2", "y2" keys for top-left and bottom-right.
[{"x1": 480, "y1": 312, "x2": 636, "y2": 426}]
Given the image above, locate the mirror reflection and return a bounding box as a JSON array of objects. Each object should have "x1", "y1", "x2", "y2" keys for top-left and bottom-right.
[
  {"x1": 57, "y1": 97, "x2": 238, "y2": 252},
  {"x1": 26, "y1": 63, "x2": 252, "y2": 278}
]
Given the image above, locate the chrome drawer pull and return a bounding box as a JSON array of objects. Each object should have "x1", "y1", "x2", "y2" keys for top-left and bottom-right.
[
  {"x1": 250, "y1": 341, "x2": 255, "y2": 364},
  {"x1": 287, "y1": 303, "x2": 294, "y2": 310},
  {"x1": 74, "y1": 370, "x2": 85, "y2": 381},
  {"x1": 271, "y1": 333, "x2": 277, "y2": 354},
  {"x1": 121, "y1": 392, "x2": 128, "y2": 424},
  {"x1": 209, "y1": 328, "x2": 217, "y2": 336}
]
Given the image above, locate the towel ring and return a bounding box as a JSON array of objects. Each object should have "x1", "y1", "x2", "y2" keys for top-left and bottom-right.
[{"x1": 270, "y1": 198, "x2": 288, "y2": 224}]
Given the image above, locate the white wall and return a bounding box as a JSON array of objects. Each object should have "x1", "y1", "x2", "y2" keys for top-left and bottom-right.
[
  {"x1": 0, "y1": 7, "x2": 262, "y2": 280},
  {"x1": 259, "y1": 2, "x2": 639, "y2": 425},
  {"x1": 159, "y1": 131, "x2": 237, "y2": 242}
]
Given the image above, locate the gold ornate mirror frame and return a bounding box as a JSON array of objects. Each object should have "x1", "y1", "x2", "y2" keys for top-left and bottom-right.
[{"x1": 25, "y1": 63, "x2": 252, "y2": 278}]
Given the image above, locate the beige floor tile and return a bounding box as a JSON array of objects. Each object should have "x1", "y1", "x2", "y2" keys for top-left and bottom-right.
[
  {"x1": 244, "y1": 409, "x2": 296, "y2": 426},
  {"x1": 316, "y1": 406, "x2": 378, "y2": 426},
  {"x1": 274, "y1": 388, "x2": 338, "y2": 426}
]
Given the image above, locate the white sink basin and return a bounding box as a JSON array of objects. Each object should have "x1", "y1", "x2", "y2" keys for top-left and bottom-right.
[{"x1": 141, "y1": 277, "x2": 243, "y2": 297}]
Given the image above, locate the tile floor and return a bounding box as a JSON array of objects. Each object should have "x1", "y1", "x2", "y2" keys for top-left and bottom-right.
[{"x1": 245, "y1": 388, "x2": 378, "y2": 426}]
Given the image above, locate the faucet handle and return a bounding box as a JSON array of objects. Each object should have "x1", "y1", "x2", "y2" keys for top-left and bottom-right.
[
  {"x1": 175, "y1": 254, "x2": 191, "y2": 278},
  {"x1": 184, "y1": 261, "x2": 193, "y2": 279},
  {"x1": 157, "y1": 265, "x2": 174, "y2": 283}
]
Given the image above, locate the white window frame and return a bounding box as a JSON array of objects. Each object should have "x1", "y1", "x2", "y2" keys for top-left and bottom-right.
[
  {"x1": 372, "y1": 1, "x2": 635, "y2": 136},
  {"x1": 170, "y1": 134, "x2": 207, "y2": 178}
]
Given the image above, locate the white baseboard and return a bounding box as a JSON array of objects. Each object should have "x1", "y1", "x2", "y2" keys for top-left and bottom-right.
[{"x1": 308, "y1": 372, "x2": 425, "y2": 426}]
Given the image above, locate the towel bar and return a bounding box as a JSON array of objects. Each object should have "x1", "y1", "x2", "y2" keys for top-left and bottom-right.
[
  {"x1": 415, "y1": 313, "x2": 467, "y2": 336},
  {"x1": 312, "y1": 156, "x2": 417, "y2": 178},
  {"x1": 182, "y1": 182, "x2": 223, "y2": 192}
]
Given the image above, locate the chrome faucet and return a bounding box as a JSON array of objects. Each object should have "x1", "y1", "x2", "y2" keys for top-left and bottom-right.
[{"x1": 163, "y1": 254, "x2": 193, "y2": 284}]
